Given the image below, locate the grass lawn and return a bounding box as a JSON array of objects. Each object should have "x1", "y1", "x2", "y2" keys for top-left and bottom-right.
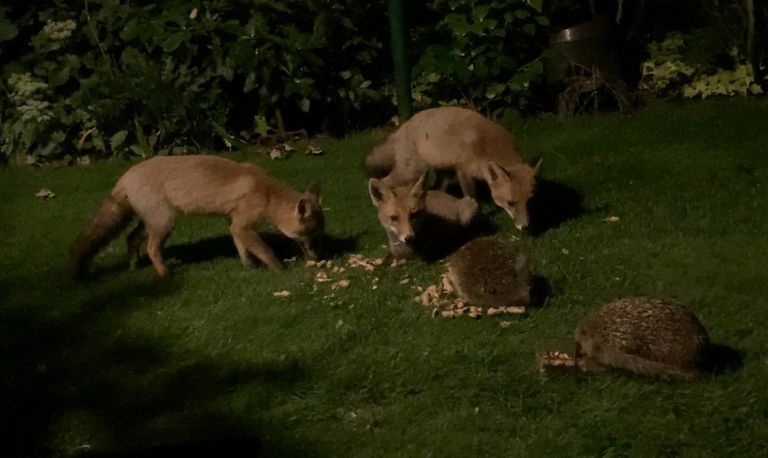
[{"x1": 2, "y1": 98, "x2": 768, "y2": 457}]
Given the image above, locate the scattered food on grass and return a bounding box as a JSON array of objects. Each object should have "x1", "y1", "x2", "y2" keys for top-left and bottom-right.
[
  {"x1": 487, "y1": 306, "x2": 526, "y2": 316},
  {"x1": 346, "y1": 254, "x2": 384, "y2": 271},
  {"x1": 414, "y1": 271, "x2": 527, "y2": 320},
  {"x1": 603, "y1": 216, "x2": 620, "y2": 223},
  {"x1": 390, "y1": 258, "x2": 408, "y2": 267},
  {"x1": 273, "y1": 290, "x2": 291, "y2": 298},
  {"x1": 536, "y1": 351, "x2": 575, "y2": 374}
]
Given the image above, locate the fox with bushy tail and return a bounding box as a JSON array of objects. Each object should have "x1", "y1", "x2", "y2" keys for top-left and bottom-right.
[{"x1": 68, "y1": 155, "x2": 325, "y2": 278}]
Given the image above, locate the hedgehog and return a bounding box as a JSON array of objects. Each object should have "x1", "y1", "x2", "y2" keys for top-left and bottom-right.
[
  {"x1": 446, "y1": 236, "x2": 531, "y2": 308},
  {"x1": 574, "y1": 297, "x2": 710, "y2": 380}
]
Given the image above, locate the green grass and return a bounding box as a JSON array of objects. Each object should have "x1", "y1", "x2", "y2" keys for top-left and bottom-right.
[{"x1": 2, "y1": 98, "x2": 768, "y2": 457}]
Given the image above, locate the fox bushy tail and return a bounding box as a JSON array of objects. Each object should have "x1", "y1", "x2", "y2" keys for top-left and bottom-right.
[
  {"x1": 364, "y1": 140, "x2": 395, "y2": 178},
  {"x1": 68, "y1": 187, "x2": 134, "y2": 278}
]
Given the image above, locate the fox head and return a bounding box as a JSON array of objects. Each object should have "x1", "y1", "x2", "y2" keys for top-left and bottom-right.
[
  {"x1": 281, "y1": 183, "x2": 325, "y2": 259},
  {"x1": 482, "y1": 159, "x2": 541, "y2": 230},
  {"x1": 368, "y1": 174, "x2": 429, "y2": 244}
]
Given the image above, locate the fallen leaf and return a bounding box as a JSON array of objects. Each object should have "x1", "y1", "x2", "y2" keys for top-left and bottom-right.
[
  {"x1": 35, "y1": 188, "x2": 56, "y2": 199},
  {"x1": 305, "y1": 145, "x2": 324, "y2": 156},
  {"x1": 603, "y1": 215, "x2": 620, "y2": 223},
  {"x1": 441, "y1": 274, "x2": 454, "y2": 293},
  {"x1": 269, "y1": 147, "x2": 287, "y2": 160},
  {"x1": 505, "y1": 306, "x2": 527, "y2": 314},
  {"x1": 272, "y1": 290, "x2": 291, "y2": 297}
]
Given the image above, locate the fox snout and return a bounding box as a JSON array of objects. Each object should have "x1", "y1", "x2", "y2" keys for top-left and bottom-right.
[
  {"x1": 389, "y1": 226, "x2": 415, "y2": 244},
  {"x1": 502, "y1": 205, "x2": 529, "y2": 230}
]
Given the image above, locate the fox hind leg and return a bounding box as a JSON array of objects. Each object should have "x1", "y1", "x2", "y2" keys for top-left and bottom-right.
[
  {"x1": 145, "y1": 225, "x2": 172, "y2": 276},
  {"x1": 127, "y1": 221, "x2": 148, "y2": 270},
  {"x1": 138, "y1": 208, "x2": 175, "y2": 276}
]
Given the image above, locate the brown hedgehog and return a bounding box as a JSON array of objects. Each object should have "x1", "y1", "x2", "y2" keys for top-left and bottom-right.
[
  {"x1": 575, "y1": 297, "x2": 710, "y2": 380},
  {"x1": 446, "y1": 236, "x2": 531, "y2": 308}
]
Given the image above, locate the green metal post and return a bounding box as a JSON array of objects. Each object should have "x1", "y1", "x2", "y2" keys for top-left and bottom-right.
[{"x1": 387, "y1": 0, "x2": 413, "y2": 121}]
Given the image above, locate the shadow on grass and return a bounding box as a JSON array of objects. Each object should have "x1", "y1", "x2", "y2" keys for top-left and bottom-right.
[
  {"x1": 0, "y1": 275, "x2": 315, "y2": 457},
  {"x1": 700, "y1": 343, "x2": 744, "y2": 376},
  {"x1": 89, "y1": 437, "x2": 263, "y2": 457},
  {"x1": 530, "y1": 275, "x2": 552, "y2": 308},
  {"x1": 109, "y1": 231, "x2": 362, "y2": 274},
  {"x1": 527, "y1": 177, "x2": 586, "y2": 237},
  {"x1": 439, "y1": 175, "x2": 585, "y2": 237}
]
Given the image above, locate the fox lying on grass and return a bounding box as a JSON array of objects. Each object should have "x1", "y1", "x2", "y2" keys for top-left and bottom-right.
[
  {"x1": 68, "y1": 155, "x2": 325, "y2": 278},
  {"x1": 368, "y1": 173, "x2": 478, "y2": 260},
  {"x1": 365, "y1": 106, "x2": 540, "y2": 229}
]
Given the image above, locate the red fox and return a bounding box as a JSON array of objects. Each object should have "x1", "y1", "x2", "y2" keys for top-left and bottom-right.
[
  {"x1": 368, "y1": 173, "x2": 478, "y2": 260},
  {"x1": 68, "y1": 155, "x2": 325, "y2": 277},
  {"x1": 365, "y1": 106, "x2": 540, "y2": 229}
]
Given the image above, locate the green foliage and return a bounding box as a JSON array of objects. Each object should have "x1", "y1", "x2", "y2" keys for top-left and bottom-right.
[
  {"x1": 0, "y1": 1, "x2": 390, "y2": 163},
  {"x1": 640, "y1": 32, "x2": 764, "y2": 99},
  {"x1": 1, "y1": 0, "x2": 558, "y2": 163},
  {"x1": 410, "y1": 0, "x2": 548, "y2": 116}
]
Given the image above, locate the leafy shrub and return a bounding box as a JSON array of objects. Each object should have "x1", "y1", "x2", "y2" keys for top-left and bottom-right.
[
  {"x1": 640, "y1": 32, "x2": 763, "y2": 99},
  {"x1": 0, "y1": 1, "x2": 391, "y2": 163},
  {"x1": 1, "y1": 0, "x2": 555, "y2": 164},
  {"x1": 409, "y1": 0, "x2": 548, "y2": 116}
]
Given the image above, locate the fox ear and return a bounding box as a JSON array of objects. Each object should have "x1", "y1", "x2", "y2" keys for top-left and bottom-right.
[
  {"x1": 409, "y1": 173, "x2": 429, "y2": 198},
  {"x1": 533, "y1": 157, "x2": 543, "y2": 175},
  {"x1": 368, "y1": 178, "x2": 391, "y2": 208},
  {"x1": 296, "y1": 197, "x2": 313, "y2": 219},
  {"x1": 483, "y1": 161, "x2": 507, "y2": 183}
]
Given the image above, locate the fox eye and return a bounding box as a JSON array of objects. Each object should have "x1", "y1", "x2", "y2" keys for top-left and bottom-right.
[{"x1": 390, "y1": 215, "x2": 399, "y2": 223}]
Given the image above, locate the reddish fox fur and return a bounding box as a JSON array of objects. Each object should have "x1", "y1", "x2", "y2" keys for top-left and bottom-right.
[
  {"x1": 365, "y1": 106, "x2": 540, "y2": 229},
  {"x1": 68, "y1": 155, "x2": 324, "y2": 277}
]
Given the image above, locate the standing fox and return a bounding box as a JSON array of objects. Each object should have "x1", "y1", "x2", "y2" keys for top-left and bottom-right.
[
  {"x1": 365, "y1": 106, "x2": 540, "y2": 229},
  {"x1": 68, "y1": 155, "x2": 325, "y2": 278},
  {"x1": 368, "y1": 173, "x2": 478, "y2": 260}
]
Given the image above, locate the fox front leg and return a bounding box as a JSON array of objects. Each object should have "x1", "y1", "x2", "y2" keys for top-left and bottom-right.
[
  {"x1": 229, "y1": 223, "x2": 283, "y2": 270},
  {"x1": 456, "y1": 170, "x2": 477, "y2": 199}
]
